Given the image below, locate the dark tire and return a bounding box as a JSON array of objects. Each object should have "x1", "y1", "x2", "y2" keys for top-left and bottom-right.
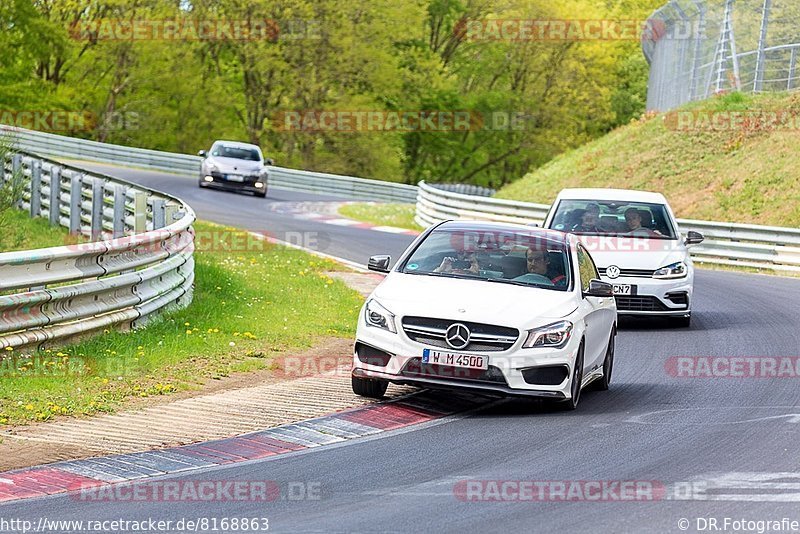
[
  {"x1": 594, "y1": 328, "x2": 616, "y2": 391},
  {"x1": 351, "y1": 376, "x2": 388, "y2": 399},
  {"x1": 558, "y1": 342, "x2": 585, "y2": 411},
  {"x1": 255, "y1": 191, "x2": 267, "y2": 198},
  {"x1": 671, "y1": 315, "x2": 691, "y2": 328}
]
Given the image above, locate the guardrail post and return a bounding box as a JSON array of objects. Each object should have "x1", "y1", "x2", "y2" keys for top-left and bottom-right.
[
  {"x1": 49, "y1": 166, "x2": 61, "y2": 227},
  {"x1": 69, "y1": 173, "x2": 83, "y2": 235},
  {"x1": 91, "y1": 179, "x2": 105, "y2": 241},
  {"x1": 11, "y1": 153, "x2": 22, "y2": 208},
  {"x1": 164, "y1": 204, "x2": 178, "y2": 227},
  {"x1": 152, "y1": 198, "x2": 166, "y2": 229},
  {"x1": 30, "y1": 159, "x2": 42, "y2": 217},
  {"x1": 112, "y1": 184, "x2": 126, "y2": 238},
  {"x1": 133, "y1": 191, "x2": 147, "y2": 233}
]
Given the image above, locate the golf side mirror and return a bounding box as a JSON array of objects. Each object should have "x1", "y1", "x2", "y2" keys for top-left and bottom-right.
[{"x1": 685, "y1": 231, "x2": 704, "y2": 246}]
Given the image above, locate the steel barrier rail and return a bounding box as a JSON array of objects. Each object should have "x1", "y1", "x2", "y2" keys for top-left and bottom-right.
[
  {"x1": 0, "y1": 150, "x2": 196, "y2": 350},
  {"x1": 415, "y1": 181, "x2": 800, "y2": 273},
  {"x1": 4, "y1": 125, "x2": 799, "y2": 272},
  {"x1": 265, "y1": 166, "x2": 418, "y2": 203},
  {"x1": 1, "y1": 125, "x2": 419, "y2": 203}
]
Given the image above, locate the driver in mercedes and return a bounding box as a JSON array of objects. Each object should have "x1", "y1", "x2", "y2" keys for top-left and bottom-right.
[{"x1": 522, "y1": 247, "x2": 567, "y2": 286}]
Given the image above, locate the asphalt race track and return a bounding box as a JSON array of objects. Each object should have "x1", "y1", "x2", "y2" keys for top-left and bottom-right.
[{"x1": 4, "y1": 163, "x2": 800, "y2": 533}]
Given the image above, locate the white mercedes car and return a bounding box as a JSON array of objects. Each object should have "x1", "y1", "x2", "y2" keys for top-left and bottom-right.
[
  {"x1": 352, "y1": 221, "x2": 617, "y2": 410},
  {"x1": 198, "y1": 140, "x2": 273, "y2": 198},
  {"x1": 543, "y1": 188, "x2": 704, "y2": 327}
]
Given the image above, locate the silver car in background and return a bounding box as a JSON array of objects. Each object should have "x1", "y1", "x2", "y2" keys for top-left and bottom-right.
[{"x1": 198, "y1": 140, "x2": 272, "y2": 198}]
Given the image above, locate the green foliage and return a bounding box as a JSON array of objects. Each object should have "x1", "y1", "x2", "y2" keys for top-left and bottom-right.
[{"x1": 0, "y1": 0, "x2": 660, "y2": 187}]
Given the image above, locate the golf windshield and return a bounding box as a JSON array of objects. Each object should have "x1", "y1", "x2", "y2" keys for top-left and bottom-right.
[
  {"x1": 401, "y1": 229, "x2": 571, "y2": 291},
  {"x1": 549, "y1": 200, "x2": 677, "y2": 239}
]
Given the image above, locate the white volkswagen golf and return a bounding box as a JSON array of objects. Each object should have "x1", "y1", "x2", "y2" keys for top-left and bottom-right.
[
  {"x1": 352, "y1": 221, "x2": 617, "y2": 410},
  {"x1": 544, "y1": 189, "x2": 704, "y2": 327}
]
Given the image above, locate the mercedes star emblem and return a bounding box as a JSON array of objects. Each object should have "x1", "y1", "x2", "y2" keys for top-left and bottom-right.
[
  {"x1": 445, "y1": 323, "x2": 471, "y2": 349},
  {"x1": 606, "y1": 265, "x2": 621, "y2": 279}
]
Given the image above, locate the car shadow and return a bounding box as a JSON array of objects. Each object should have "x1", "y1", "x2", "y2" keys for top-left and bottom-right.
[
  {"x1": 616, "y1": 313, "x2": 722, "y2": 332},
  {"x1": 423, "y1": 381, "x2": 697, "y2": 419}
]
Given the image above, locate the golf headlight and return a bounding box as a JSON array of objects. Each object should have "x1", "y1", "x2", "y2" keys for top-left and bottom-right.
[
  {"x1": 523, "y1": 320, "x2": 573, "y2": 349},
  {"x1": 365, "y1": 299, "x2": 397, "y2": 333},
  {"x1": 653, "y1": 261, "x2": 687, "y2": 279}
]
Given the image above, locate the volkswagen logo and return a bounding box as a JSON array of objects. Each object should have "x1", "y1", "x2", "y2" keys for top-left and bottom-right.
[
  {"x1": 445, "y1": 323, "x2": 471, "y2": 350},
  {"x1": 606, "y1": 265, "x2": 621, "y2": 279}
]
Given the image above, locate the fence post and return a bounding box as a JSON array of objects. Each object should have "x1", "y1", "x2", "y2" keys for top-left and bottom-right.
[
  {"x1": 69, "y1": 173, "x2": 83, "y2": 235},
  {"x1": 112, "y1": 184, "x2": 126, "y2": 238},
  {"x1": 689, "y1": 4, "x2": 706, "y2": 102},
  {"x1": 789, "y1": 48, "x2": 797, "y2": 90},
  {"x1": 30, "y1": 159, "x2": 42, "y2": 217},
  {"x1": 133, "y1": 191, "x2": 147, "y2": 233},
  {"x1": 753, "y1": 0, "x2": 772, "y2": 92},
  {"x1": 91, "y1": 179, "x2": 105, "y2": 241},
  {"x1": 49, "y1": 166, "x2": 61, "y2": 226},
  {"x1": 152, "y1": 198, "x2": 166, "y2": 229}
]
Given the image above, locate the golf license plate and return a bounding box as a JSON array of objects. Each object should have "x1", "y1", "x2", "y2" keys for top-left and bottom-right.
[
  {"x1": 225, "y1": 174, "x2": 245, "y2": 182},
  {"x1": 422, "y1": 349, "x2": 488, "y2": 370},
  {"x1": 613, "y1": 284, "x2": 634, "y2": 295}
]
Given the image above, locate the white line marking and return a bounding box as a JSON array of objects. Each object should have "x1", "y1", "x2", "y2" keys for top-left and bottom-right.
[
  {"x1": 372, "y1": 226, "x2": 415, "y2": 234},
  {"x1": 324, "y1": 219, "x2": 363, "y2": 226}
]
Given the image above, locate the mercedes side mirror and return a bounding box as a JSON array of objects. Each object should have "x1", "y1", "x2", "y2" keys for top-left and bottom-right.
[
  {"x1": 368, "y1": 255, "x2": 391, "y2": 273},
  {"x1": 584, "y1": 279, "x2": 613, "y2": 298},
  {"x1": 685, "y1": 231, "x2": 704, "y2": 246},
  {"x1": 198, "y1": 150, "x2": 207, "y2": 158},
  {"x1": 265, "y1": 158, "x2": 275, "y2": 166}
]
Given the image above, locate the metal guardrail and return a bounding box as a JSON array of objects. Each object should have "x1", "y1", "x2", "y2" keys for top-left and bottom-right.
[
  {"x1": 4, "y1": 125, "x2": 798, "y2": 273},
  {"x1": 1, "y1": 125, "x2": 418, "y2": 203},
  {"x1": 415, "y1": 181, "x2": 800, "y2": 273},
  {"x1": 0, "y1": 150, "x2": 196, "y2": 350},
  {"x1": 266, "y1": 166, "x2": 418, "y2": 203},
  {"x1": 1, "y1": 125, "x2": 201, "y2": 175}
]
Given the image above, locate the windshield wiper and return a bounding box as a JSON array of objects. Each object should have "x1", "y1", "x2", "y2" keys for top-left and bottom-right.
[
  {"x1": 481, "y1": 278, "x2": 561, "y2": 290},
  {"x1": 404, "y1": 271, "x2": 465, "y2": 280}
]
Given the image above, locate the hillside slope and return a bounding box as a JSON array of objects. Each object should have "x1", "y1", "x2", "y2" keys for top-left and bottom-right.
[{"x1": 497, "y1": 92, "x2": 800, "y2": 226}]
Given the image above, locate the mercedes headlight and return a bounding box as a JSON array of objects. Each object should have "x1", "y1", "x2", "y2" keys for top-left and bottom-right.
[
  {"x1": 523, "y1": 320, "x2": 573, "y2": 349},
  {"x1": 365, "y1": 299, "x2": 397, "y2": 333},
  {"x1": 207, "y1": 162, "x2": 218, "y2": 172},
  {"x1": 653, "y1": 261, "x2": 687, "y2": 279}
]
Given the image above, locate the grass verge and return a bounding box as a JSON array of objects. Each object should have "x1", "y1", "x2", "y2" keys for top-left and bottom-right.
[
  {"x1": 497, "y1": 91, "x2": 800, "y2": 227},
  {"x1": 338, "y1": 202, "x2": 421, "y2": 231},
  {"x1": 0, "y1": 219, "x2": 363, "y2": 426},
  {"x1": 0, "y1": 209, "x2": 78, "y2": 252}
]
